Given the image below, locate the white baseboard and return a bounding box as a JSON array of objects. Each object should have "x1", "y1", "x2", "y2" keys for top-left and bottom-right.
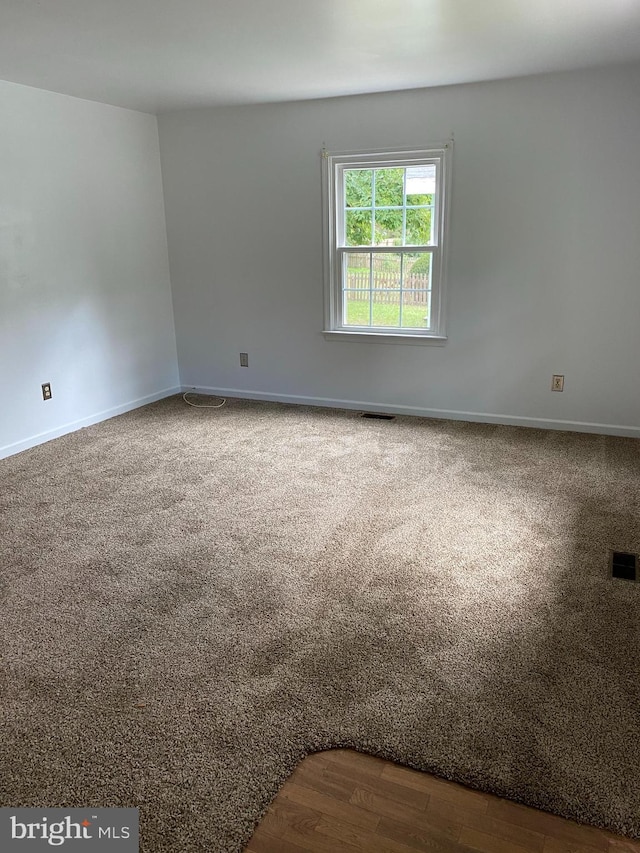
[
  {"x1": 4, "y1": 384, "x2": 637, "y2": 460},
  {"x1": 185, "y1": 385, "x2": 640, "y2": 438},
  {"x1": 0, "y1": 386, "x2": 181, "y2": 460}
]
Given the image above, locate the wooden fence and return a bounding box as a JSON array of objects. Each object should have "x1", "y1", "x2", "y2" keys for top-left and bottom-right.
[{"x1": 346, "y1": 272, "x2": 430, "y2": 304}]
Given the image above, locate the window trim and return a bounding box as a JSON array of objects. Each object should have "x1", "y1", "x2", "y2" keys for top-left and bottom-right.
[{"x1": 322, "y1": 143, "x2": 452, "y2": 343}]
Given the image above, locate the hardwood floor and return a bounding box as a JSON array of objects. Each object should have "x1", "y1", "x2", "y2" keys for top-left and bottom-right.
[{"x1": 244, "y1": 749, "x2": 640, "y2": 853}]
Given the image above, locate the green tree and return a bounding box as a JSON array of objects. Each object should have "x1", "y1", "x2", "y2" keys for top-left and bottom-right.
[
  {"x1": 344, "y1": 168, "x2": 432, "y2": 247},
  {"x1": 345, "y1": 168, "x2": 374, "y2": 246}
]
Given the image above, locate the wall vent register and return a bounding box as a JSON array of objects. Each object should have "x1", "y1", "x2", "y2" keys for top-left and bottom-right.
[{"x1": 610, "y1": 551, "x2": 637, "y2": 582}]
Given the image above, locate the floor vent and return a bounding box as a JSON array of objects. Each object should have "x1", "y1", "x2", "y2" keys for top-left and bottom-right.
[
  {"x1": 610, "y1": 551, "x2": 638, "y2": 582},
  {"x1": 361, "y1": 413, "x2": 396, "y2": 420}
]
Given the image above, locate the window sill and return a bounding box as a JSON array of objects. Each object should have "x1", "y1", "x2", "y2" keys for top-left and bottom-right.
[{"x1": 322, "y1": 330, "x2": 447, "y2": 346}]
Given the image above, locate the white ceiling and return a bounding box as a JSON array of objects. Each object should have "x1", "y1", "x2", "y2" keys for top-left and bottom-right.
[{"x1": 2, "y1": 0, "x2": 640, "y2": 114}]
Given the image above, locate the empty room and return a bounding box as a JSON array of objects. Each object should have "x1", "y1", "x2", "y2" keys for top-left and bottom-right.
[{"x1": 1, "y1": 2, "x2": 640, "y2": 852}]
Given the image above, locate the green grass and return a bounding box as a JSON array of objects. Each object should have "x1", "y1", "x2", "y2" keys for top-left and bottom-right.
[{"x1": 345, "y1": 299, "x2": 429, "y2": 329}]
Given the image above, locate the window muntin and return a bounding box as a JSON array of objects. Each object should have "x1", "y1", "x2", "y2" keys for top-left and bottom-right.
[{"x1": 323, "y1": 146, "x2": 450, "y2": 340}]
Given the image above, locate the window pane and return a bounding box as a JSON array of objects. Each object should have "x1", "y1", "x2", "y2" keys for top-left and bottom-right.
[
  {"x1": 406, "y1": 208, "x2": 432, "y2": 245},
  {"x1": 344, "y1": 252, "x2": 371, "y2": 294},
  {"x1": 374, "y1": 168, "x2": 403, "y2": 207},
  {"x1": 406, "y1": 193, "x2": 434, "y2": 206},
  {"x1": 370, "y1": 252, "x2": 401, "y2": 326},
  {"x1": 372, "y1": 297, "x2": 401, "y2": 327},
  {"x1": 372, "y1": 253, "x2": 401, "y2": 288},
  {"x1": 401, "y1": 291, "x2": 431, "y2": 328},
  {"x1": 406, "y1": 165, "x2": 436, "y2": 205},
  {"x1": 404, "y1": 252, "x2": 432, "y2": 288},
  {"x1": 345, "y1": 209, "x2": 372, "y2": 246},
  {"x1": 374, "y1": 208, "x2": 403, "y2": 246},
  {"x1": 345, "y1": 168, "x2": 372, "y2": 208},
  {"x1": 344, "y1": 290, "x2": 371, "y2": 326}
]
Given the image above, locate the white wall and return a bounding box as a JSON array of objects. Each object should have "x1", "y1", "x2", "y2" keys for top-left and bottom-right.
[
  {"x1": 0, "y1": 80, "x2": 179, "y2": 459},
  {"x1": 159, "y1": 64, "x2": 640, "y2": 435}
]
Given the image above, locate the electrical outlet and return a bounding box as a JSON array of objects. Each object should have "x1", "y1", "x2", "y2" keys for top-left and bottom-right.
[
  {"x1": 41, "y1": 382, "x2": 52, "y2": 400},
  {"x1": 239, "y1": 352, "x2": 249, "y2": 367},
  {"x1": 551, "y1": 374, "x2": 564, "y2": 392}
]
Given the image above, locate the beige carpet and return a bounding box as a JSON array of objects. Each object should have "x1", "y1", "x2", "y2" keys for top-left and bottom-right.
[{"x1": 1, "y1": 395, "x2": 639, "y2": 852}]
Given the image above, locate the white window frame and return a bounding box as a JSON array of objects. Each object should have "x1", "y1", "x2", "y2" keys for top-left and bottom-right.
[{"x1": 322, "y1": 144, "x2": 452, "y2": 344}]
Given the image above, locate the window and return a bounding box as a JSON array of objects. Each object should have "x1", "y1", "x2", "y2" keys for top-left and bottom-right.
[{"x1": 322, "y1": 144, "x2": 451, "y2": 342}]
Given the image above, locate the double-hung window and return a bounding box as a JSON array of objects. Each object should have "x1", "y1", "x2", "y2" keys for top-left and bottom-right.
[{"x1": 322, "y1": 145, "x2": 451, "y2": 342}]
